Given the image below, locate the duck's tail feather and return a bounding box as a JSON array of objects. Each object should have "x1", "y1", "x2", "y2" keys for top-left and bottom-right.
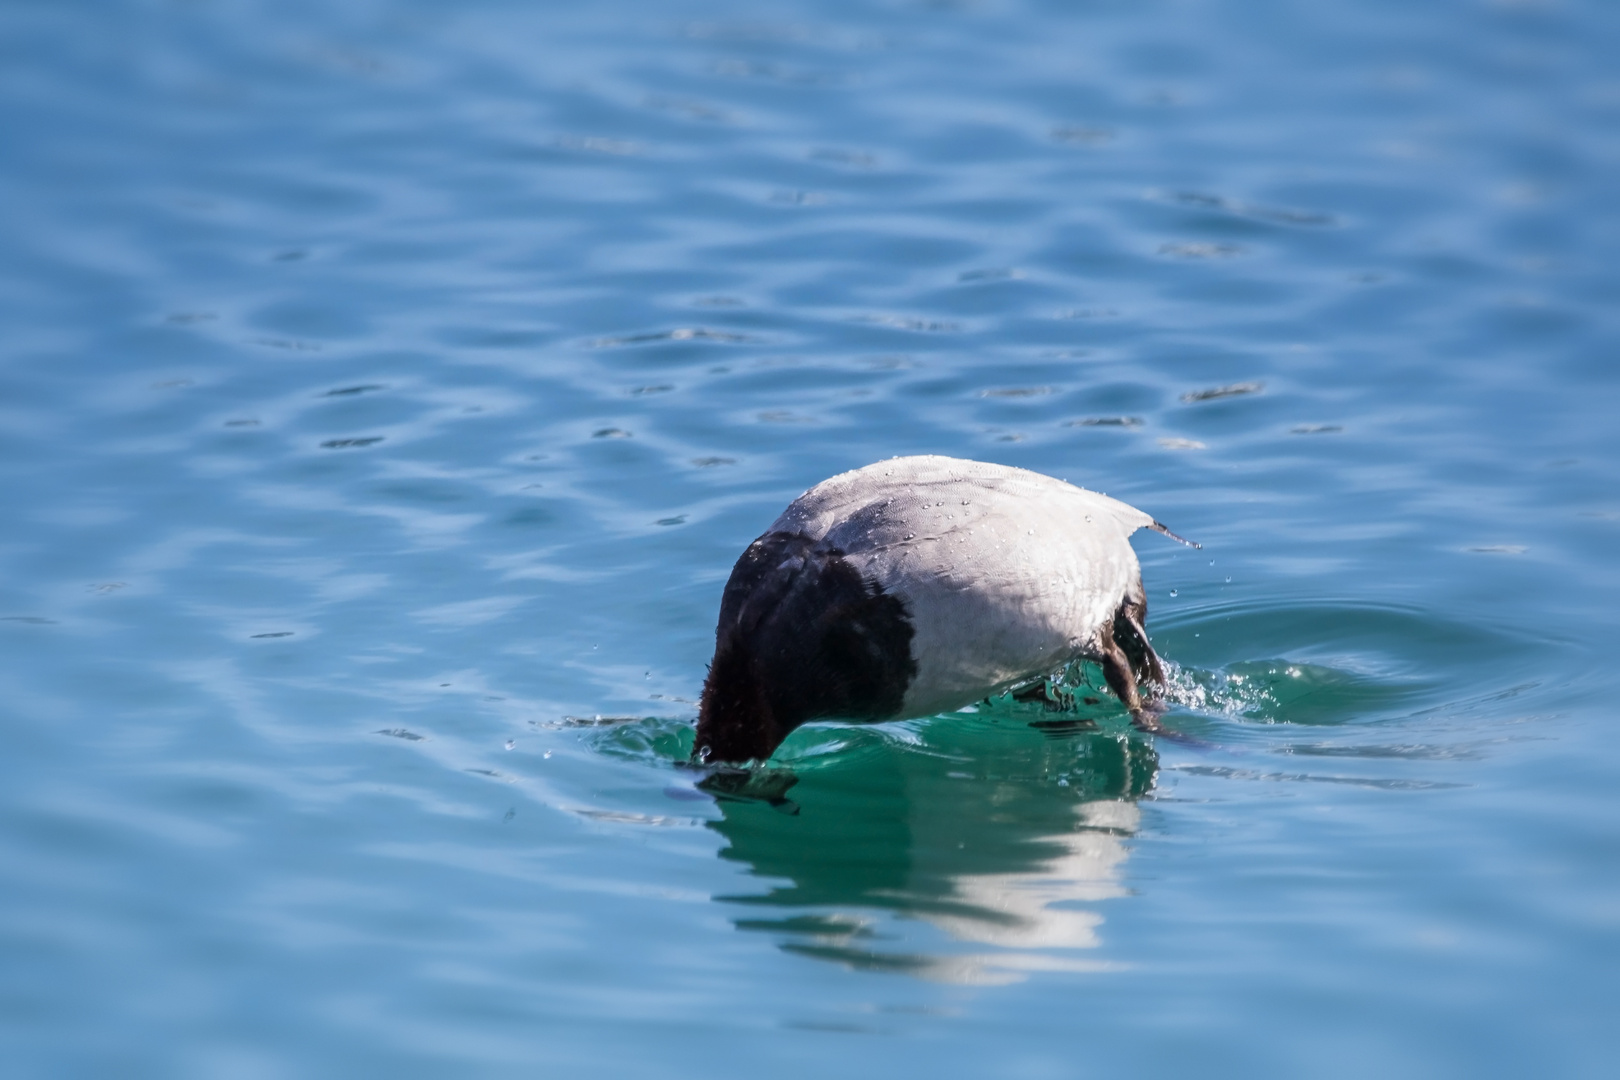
[{"x1": 1149, "y1": 520, "x2": 1201, "y2": 549}]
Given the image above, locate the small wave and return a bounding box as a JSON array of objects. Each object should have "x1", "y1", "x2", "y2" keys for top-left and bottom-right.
[
  {"x1": 583, "y1": 713, "x2": 696, "y2": 764},
  {"x1": 1151, "y1": 599, "x2": 1549, "y2": 730},
  {"x1": 572, "y1": 808, "x2": 702, "y2": 827},
  {"x1": 584, "y1": 327, "x2": 756, "y2": 348},
  {"x1": 850, "y1": 314, "x2": 962, "y2": 332},
  {"x1": 1168, "y1": 764, "x2": 1463, "y2": 791},
  {"x1": 1181, "y1": 381, "x2": 1263, "y2": 402},
  {"x1": 1158, "y1": 659, "x2": 1397, "y2": 725},
  {"x1": 1151, "y1": 189, "x2": 1338, "y2": 226}
]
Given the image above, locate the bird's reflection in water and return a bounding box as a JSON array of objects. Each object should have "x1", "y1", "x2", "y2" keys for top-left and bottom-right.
[{"x1": 705, "y1": 722, "x2": 1158, "y2": 984}]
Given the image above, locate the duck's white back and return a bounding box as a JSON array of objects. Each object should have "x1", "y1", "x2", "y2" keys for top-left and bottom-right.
[{"x1": 769, "y1": 456, "x2": 1155, "y2": 717}]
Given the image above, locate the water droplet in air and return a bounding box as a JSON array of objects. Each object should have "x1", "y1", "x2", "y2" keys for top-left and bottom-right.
[
  {"x1": 697, "y1": 745, "x2": 712, "y2": 763},
  {"x1": 504, "y1": 740, "x2": 515, "y2": 750},
  {"x1": 1170, "y1": 589, "x2": 1179, "y2": 597},
  {"x1": 1225, "y1": 576, "x2": 1232, "y2": 583},
  {"x1": 543, "y1": 750, "x2": 553, "y2": 759}
]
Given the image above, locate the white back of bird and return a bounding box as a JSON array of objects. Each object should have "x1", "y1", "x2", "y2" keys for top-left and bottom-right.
[{"x1": 768, "y1": 455, "x2": 1155, "y2": 717}]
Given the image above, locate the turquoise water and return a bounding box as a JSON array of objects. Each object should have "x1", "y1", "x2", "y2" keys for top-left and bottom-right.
[{"x1": 3, "y1": 0, "x2": 1618, "y2": 1075}]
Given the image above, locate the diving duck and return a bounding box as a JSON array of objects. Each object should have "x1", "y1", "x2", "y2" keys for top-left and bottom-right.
[{"x1": 695, "y1": 455, "x2": 1194, "y2": 764}]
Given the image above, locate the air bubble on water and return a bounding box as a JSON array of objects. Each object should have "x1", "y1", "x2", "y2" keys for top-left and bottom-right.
[
  {"x1": 1226, "y1": 576, "x2": 1232, "y2": 583},
  {"x1": 1170, "y1": 588, "x2": 1178, "y2": 597},
  {"x1": 697, "y1": 745, "x2": 712, "y2": 763},
  {"x1": 1085, "y1": 514, "x2": 1092, "y2": 522},
  {"x1": 543, "y1": 749, "x2": 553, "y2": 759},
  {"x1": 905, "y1": 533, "x2": 915, "y2": 540},
  {"x1": 1057, "y1": 777, "x2": 1070, "y2": 787},
  {"x1": 505, "y1": 739, "x2": 515, "y2": 750}
]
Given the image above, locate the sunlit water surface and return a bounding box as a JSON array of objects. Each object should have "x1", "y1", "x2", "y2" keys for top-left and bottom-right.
[{"x1": 2, "y1": 0, "x2": 1618, "y2": 1075}]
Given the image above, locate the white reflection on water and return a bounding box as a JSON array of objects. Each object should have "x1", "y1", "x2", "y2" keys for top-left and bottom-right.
[
  {"x1": 888, "y1": 799, "x2": 1138, "y2": 985},
  {"x1": 928, "y1": 800, "x2": 1137, "y2": 949}
]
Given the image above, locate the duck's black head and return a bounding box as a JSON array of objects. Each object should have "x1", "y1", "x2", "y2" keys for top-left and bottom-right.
[{"x1": 693, "y1": 531, "x2": 916, "y2": 766}]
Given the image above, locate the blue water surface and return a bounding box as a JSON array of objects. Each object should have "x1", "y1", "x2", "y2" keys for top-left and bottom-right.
[{"x1": 2, "y1": 0, "x2": 1618, "y2": 1076}]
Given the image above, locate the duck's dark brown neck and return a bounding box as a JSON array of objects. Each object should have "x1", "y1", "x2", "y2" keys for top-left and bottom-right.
[
  {"x1": 695, "y1": 639, "x2": 794, "y2": 765},
  {"x1": 693, "y1": 531, "x2": 917, "y2": 766}
]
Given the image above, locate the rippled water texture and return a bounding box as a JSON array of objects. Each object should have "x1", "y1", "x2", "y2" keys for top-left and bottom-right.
[{"x1": 3, "y1": 0, "x2": 1618, "y2": 1075}]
